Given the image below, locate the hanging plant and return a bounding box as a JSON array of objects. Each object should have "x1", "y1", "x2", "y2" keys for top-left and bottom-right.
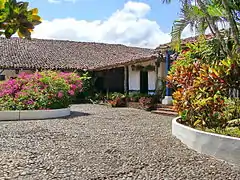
[
  {"x1": 135, "y1": 65, "x2": 144, "y2": 71},
  {"x1": 131, "y1": 65, "x2": 136, "y2": 71},
  {"x1": 144, "y1": 65, "x2": 155, "y2": 71},
  {"x1": 131, "y1": 64, "x2": 155, "y2": 71}
]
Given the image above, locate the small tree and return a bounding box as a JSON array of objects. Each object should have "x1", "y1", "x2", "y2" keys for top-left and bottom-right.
[{"x1": 0, "y1": 0, "x2": 41, "y2": 39}]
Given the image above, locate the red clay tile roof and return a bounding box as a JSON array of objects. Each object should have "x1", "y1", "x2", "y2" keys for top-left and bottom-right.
[
  {"x1": 155, "y1": 34, "x2": 214, "y2": 51},
  {"x1": 0, "y1": 38, "x2": 156, "y2": 71}
]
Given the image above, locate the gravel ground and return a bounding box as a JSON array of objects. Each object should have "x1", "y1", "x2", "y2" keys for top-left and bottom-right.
[{"x1": 0, "y1": 104, "x2": 239, "y2": 180}]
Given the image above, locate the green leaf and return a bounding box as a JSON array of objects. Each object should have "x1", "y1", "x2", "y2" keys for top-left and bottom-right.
[
  {"x1": 4, "y1": 25, "x2": 17, "y2": 38},
  {"x1": 0, "y1": 9, "x2": 8, "y2": 22},
  {"x1": 18, "y1": 27, "x2": 31, "y2": 39},
  {"x1": 194, "y1": 119, "x2": 202, "y2": 127},
  {"x1": 207, "y1": 5, "x2": 224, "y2": 17}
]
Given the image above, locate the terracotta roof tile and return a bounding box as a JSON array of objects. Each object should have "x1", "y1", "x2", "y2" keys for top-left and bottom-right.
[
  {"x1": 155, "y1": 34, "x2": 214, "y2": 51},
  {"x1": 0, "y1": 38, "x2": 156, "y2": 70}
]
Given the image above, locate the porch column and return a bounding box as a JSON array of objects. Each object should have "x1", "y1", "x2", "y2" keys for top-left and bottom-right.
[
  {"x1": 124, "y1": 66, "x2": 128, "y2": 94},
  {"x1": 162, "y1": 50, "x2": 173, "y2": 105}
]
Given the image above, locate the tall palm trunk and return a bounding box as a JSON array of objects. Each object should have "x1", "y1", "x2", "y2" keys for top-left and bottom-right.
[{"x1": 222, "y1": 0, "x2": 240, "y2": 47}]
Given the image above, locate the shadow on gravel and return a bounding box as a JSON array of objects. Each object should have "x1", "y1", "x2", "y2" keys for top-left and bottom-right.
[{"x1": 67, "y1": 111, "x2": 91, "y2": 118}]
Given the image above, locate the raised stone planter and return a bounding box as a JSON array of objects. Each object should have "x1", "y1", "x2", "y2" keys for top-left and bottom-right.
[
  {"x1": 172, "y1": 117, "x2": 240, "y2": 166},
  {"x1": 0, "y1": 108, "x2": 70, "y2": 120}
]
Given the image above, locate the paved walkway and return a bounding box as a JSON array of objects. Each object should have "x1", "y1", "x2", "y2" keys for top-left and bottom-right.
[{"x1": 0, "y1": 104, "x2": 239, "y2": 179}]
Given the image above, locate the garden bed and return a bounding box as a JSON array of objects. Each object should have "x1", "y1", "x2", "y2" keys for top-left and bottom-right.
[
  {"x1": 0, "y1": 108, "x2": 70, "y2": 120},
  {"x1": 172, "y1": 117, "x2": 240, "y2": 166}
]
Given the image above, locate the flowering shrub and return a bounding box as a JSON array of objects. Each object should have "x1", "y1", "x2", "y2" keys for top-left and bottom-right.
[
  {"x1": 167, "y1": 38, "x2": 240, "y2": 129},
  {"x1": 0, "y1": 71, "x2": 82, "y2": 110}
]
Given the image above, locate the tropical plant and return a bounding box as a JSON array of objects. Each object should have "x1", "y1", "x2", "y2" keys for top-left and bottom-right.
[
  {"x1": 162, "y1": 0, "x2": 240, "y2": 56},
  {"x1": 107, "y1": 92, "x2": 128, "y2": 107},
  {"x1": 128, "y1": 93, "x2": 145, "y2": 102},
  {"x1": 75, "y1": 71, "x2": 92, "y2": 103},
  {"x1": 167, "y1": 39, "x2": 240, "y2": 129},
  {"x1": 0, "y1": 0, "x2": 41, "y2": 39},
  {"x1": 139, "y1": 95, "x2": 156, "y2": 111}
]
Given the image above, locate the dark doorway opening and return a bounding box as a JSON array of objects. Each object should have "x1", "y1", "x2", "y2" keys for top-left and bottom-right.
[
  {"x1": 94, "y1": 67, "x2": 124, "y2": 93},
  {"x1": 140, "y1": 71, "x2": 148, "y2": 94}
]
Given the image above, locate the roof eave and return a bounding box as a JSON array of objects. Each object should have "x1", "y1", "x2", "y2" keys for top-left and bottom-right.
[{"x1": 90, "y1": 56, "x2": 157, "y2": 71}]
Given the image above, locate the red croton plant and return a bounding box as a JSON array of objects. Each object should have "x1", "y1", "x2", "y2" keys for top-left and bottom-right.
[{"x1": 167, "y1": 37, "x2": 240, "y2": 129}]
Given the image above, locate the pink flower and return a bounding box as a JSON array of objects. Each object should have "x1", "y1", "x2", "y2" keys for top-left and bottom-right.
[
  {"x1": 68, "y1": 90, "x2": 75, "y2": 96},
  {"x1": 27, "y1": 100, "x2": 34, "y2": 105},
  {"x1": 70, "y1": 84, "x2": 77, "y2": 90},
  {"x1": 57, "y1": 91, "x2": 64, "y2": 98},
  {"x1": 77, "y1": 83, "x2": 82, "y2": 89}
]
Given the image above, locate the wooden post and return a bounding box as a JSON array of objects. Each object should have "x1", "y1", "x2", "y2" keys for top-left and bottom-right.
[{"x1": 124, "y1": 66, "x2": 128, "y2": 93}]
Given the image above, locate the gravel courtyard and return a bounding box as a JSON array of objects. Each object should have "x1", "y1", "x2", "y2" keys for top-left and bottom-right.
[{"x1": 0, "y1": 104, "x2": 239, "y2": 180}]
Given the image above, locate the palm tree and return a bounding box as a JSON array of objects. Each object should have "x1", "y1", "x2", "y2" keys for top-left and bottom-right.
[{"x1": 162, "y1": 0, "x2": 240, "y2": 56}]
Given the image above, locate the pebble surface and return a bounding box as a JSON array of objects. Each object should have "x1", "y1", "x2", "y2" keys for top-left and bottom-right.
[{"x1": 0, "y1": 104, "x2": 239, "y2": 180}]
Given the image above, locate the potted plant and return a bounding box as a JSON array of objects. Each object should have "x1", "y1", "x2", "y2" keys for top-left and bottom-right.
[
  {"x1": 139, "y1": 95, "x2": 156, "y2": 111},
  {"x1": 128, "y1": 93, "x2": 142, "y2": 102},
  {"x1": 108, "y1": 93, "x2": 127, "y2": 107}
]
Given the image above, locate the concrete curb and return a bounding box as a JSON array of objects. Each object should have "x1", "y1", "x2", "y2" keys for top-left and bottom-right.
[
  {"x1": 0, "y1": 108, "x2": 70, "y2": 120},
  {"x1": 172, "y1": 117, "x2": 240, "y2": 166}
]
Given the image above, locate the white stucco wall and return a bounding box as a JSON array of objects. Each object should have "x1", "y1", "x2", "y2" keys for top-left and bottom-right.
[
  {"x1": 128, "y1": 60, "x2": 165, "y2": 92},
  {"x1": 128, "y1": 66, "x2": 140, "y2": 90},
  {"x1": 148, "y1": 71, "x2": 156, "y2": 91}
]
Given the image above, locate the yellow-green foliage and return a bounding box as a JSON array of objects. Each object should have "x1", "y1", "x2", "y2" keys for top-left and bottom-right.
[
  {"x1": 0, "y1": 0, "x2": 41, "y2": 39},
  {"x1": 167, "y1": 38, "x2": 240, "y2": 129}
]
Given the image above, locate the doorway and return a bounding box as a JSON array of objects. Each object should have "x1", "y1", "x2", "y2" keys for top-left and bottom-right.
[{"x1": 140, "y1": 71, "x2": 148, "y2": 94}]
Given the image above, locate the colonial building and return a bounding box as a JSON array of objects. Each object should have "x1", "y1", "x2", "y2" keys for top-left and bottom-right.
[{"x1": 0, "y1": 38, "x2": 169, "y2": 97}]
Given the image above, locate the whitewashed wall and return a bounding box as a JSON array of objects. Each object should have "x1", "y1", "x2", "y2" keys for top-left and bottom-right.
[
  {"x1": 148, "y1": 71, "x2": 156, "y2": 90},
  {"x1": 128, "y1": 67, "x2": 140, "y2": 90},
  {"x1": 128, "y1": 60, "x2": 165, "y2": 92}
]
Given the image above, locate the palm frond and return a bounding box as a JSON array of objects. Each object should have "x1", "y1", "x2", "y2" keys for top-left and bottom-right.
[
  {"x1": 171, "y1": 19, "x2": 188, "y2": 50},
  {"x1": 161, "y1": 0, "x2": 172, "y2": 4}
]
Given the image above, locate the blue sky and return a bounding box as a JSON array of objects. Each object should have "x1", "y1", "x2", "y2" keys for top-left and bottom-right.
[{"x1": 27, "y1": 0, "x2": 189, "y2": 48}]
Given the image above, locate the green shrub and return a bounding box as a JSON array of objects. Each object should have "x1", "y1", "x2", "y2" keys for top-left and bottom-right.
[
  {"x1": 224, "y1": 98, "x2": 240, "y2": 127},
  {"x1": 75, "y1": 72, "x2": 92, "y2": 103},
  {"x1": 107, "y1": 92, "x2": 127, "y2": 107},
  {"x1": 128, "y1": 93, "x2": 146, "y2": 102}
]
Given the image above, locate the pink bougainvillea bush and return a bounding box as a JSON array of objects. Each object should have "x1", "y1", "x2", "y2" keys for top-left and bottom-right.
[{"x1": 0, "y1": 71, "x2": 82, "y2": 110}]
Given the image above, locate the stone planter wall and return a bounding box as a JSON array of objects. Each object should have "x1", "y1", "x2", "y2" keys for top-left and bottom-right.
[
  {"x1": 0, "y1": 108, "x2": 70, "y2": 120},
  {"x1": 172, "y1": 117, "x2": 240, "y2": 166}
]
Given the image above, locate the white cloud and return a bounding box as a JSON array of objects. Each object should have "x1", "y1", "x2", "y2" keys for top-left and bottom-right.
[
  {"x1": 48, "y1": 0, "x2": 61, "y2": 3},
  {"x1": 32, "y1": 1, "x2": 171, "y2": 48},
  {"x1": 48, "y1": 0, "x2": 77, "y2": 4}
]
